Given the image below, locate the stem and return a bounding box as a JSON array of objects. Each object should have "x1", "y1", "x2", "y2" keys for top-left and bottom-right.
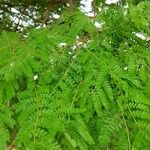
[{"x1": 121, "y1": 114, "x2": 131, "y2": 150}]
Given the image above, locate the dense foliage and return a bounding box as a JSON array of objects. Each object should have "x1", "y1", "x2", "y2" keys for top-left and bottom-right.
[{"x1": 0, "y1": 0, "x2": 150, "y2": 149}]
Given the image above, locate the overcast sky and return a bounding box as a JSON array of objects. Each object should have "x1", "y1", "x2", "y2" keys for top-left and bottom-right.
[{"x1": 80, "y1": 0, "x2": 120, "y2": 16}]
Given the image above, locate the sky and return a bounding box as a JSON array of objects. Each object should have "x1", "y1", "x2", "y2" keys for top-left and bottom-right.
[{"x1": 80, "y1": 0, "x2": 120, "y2": 14}]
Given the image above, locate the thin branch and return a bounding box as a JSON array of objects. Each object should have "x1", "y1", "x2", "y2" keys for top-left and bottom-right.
[
  {"x1": 70, "y1": 78, "x2": 82, "y2": 108},
  {"x1": 121, "y1": 114, "x2": 131, "y2": 150}
]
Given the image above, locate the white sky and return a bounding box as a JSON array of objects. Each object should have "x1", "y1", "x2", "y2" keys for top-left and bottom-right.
[
  {"x1": 80, "y1": 0, "x2": 120, "y2": 16},
  {"x1": 80, "y1": 0, "x2": 95, "y2": 17},
  {"x1": 105, "y1": 0, "x2": 120, "y2": 4}
]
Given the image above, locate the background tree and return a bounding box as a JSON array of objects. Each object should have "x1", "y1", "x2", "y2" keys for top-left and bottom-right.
[
  {"x1": 0, "y1": 0, "x2": 80, "y2": 32},
  {"x1": 0, "y1": 0, "x2": 150, "y2": 150}
]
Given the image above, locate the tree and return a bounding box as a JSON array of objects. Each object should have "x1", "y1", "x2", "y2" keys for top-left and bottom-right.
[
  {"x1": 0, "y1": 0, "x2": 79, "y2": 32},
  {"x1": 0, "y1": 0, "x2": 150, "y2": 149}
]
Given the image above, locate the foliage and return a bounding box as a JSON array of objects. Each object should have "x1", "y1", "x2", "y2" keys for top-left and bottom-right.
[{"x1": 0, "y1": 1, "x2": 150, "y2": 150}]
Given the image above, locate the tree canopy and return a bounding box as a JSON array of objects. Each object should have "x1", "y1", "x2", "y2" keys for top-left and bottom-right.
[
  {"x1": 0, "y1": 0, "x2": 150, "y2": 150},
  {"x1": 0, "y1": 0, "x2": 146, "y2": 32},
  {"x1": 0, "y1": 0, "x2": 79, "y2": 32}
]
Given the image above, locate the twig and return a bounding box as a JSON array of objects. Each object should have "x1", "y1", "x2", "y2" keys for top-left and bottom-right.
[
  {"x1": 70, "y1": 78, "x2": 83, "y2": 108},
  {"x1": 121, "y1": 114, "x2": 131, "y2": 150},
  {"x1": 42, "y1": 5, "x2": 51, "y2": 25},
  {"x1": 8, "y1": 137, "x2": 16, "y2": 150}
]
